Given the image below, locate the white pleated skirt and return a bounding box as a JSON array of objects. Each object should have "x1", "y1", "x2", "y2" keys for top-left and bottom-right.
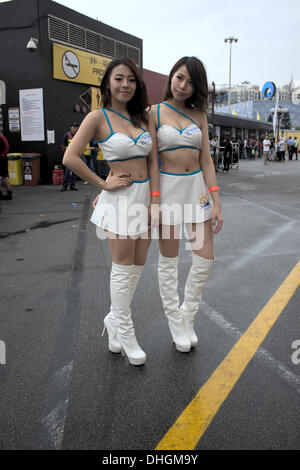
[
  {"x1": 90, "y1": 178, "x2": 150, "y2": 236},
  {"x1": 160, "y1": 169, "x2": 213, "y2": 225}
]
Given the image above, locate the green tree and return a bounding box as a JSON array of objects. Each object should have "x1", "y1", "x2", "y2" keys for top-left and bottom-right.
[{"x1": 280, "y1": 112, "x2": 292, "y2": 129}]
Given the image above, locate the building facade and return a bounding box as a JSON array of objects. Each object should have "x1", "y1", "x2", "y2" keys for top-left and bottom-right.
[
  {"x1": 292, "y1": 89, "x2": 300, "y2": 104},
  {"x1": 220, "y1": 84, "x2": 293, "y2": 107},
  {"x1": 143, "y1": 69, "x2": 168, "y2": 105},
  {"x1": 0, "y1": 0, "x2": 143, "y2": 182},
  {"x1": 216, "y1": 100, "x2": 300, "y2": 127}
]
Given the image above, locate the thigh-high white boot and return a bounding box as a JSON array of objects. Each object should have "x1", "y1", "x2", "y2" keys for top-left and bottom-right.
[
  {"x1": 109, "y1": 263, "x2": 146, "y2": 365},
  {"x1": 158, "y1": 254, "x2": 191, "y2": 352},
  {"x1": 180, "y1": 253, "x2": 213, "y2": 347},
  {"x1": 102, "y1": 265, "x2": 144, "y2": 353}
]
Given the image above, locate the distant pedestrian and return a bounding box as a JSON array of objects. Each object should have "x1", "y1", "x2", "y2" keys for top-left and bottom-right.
[
  {"x1": 278, "y1": 138, "x2": 286, "y2": 162},
  {"x1": 223, "y1": 138, "x2": 232, "y2": 172},
  {"x1": 292, "y1": 137, "x2": 298, "y2": 160},
  {"x1": 258, "y1": 140, "x2": 263, "y2": 158},
  {"x1": 82, "y1": 142, "x2": 97, "y2": 184},
  {"x1": 269, "y1": 139, "x2": 275, "y2": 160},
  {"x1": 249, "y1": 139, "x2": 256, "y2": 160},
  {"x1": 243, "y1": 138, "x2": 248, "y2": 158},
  {"x1": 263, "y1": 136, "x2": 271, "y2": 165},
  {"x1": 61, "y1": 123, "x2": 79, "y2": 191},
  {"x1": 239, "y1": 139, "x2": 244, "y2": 159},
  {"x1": 0, "y1": 133, "x2": 13, "y2": 200},
  {"x1": 90, "y1": 140, "x2": 99, "y2": 175},
  {"x1": 211, "y1": 136, "x2": 220, "y2": 171},
  {"x1": 287, "y1": 136, "x2": 295, "y2": 160},
  {"x1": 95, "y1": 144, "x2": 109, "y2": 180}
]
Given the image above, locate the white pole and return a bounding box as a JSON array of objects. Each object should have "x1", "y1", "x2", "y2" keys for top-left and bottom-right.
[{"x1": 228, "y1": 41, "x2": 232, "y2": 113}]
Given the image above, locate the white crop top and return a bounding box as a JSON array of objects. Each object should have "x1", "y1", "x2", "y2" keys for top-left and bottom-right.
[
  {"x1": 96, "y1": 108, "x2": 152, "y2": 162},
  {"x1": 157, "y1": 102, "x2": 202, "y2": 153}
]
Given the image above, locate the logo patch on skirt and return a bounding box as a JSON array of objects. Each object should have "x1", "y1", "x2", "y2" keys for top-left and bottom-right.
[{"x1": 198, "y1": 194, "x2": 211, "y2": 209}]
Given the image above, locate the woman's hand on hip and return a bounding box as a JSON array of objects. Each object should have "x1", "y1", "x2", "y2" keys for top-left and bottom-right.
[{"x1": 102, "y1": 173, "x2": 132, "y2": 191}]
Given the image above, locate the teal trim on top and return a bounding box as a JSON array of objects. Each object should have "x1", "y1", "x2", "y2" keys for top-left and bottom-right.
[
  {"x1": 108, "y1": 155, "x2": 147, "y2": 162},
  {"x1": 162, "y1": 102, "x2": 198, "y2": 126},
  {"x1": 102, "y1": 108, "x2": 113, "y2": 133},
  {"x1": 160, "y1": 168, "x2": 202, "y2": 176},
  {"x1": 95, "y1": 131, "x2": 148, "y2": 145},
  {"x1": 157, "y1": 103, "x2": 161, "y2": 129},
  {"x1": 102, "y1": 107, "x2": 147, "y2": 132},
  {"x1": 160, "y1": 145, "x2": 201, "y2": 152}
]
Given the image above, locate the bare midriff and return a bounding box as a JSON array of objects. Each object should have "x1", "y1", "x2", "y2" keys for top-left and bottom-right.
[
  {"x1": 108, "y1": 157, "x2": 148, "y2": 181},
  {"x1": 159, "y1": 148, "x2": 201, "y2": 174}
]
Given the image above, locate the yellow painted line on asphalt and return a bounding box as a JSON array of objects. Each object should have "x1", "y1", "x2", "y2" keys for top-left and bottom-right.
[{"x1": 156, "y1": 260, "x2": 300, "y2": 450}]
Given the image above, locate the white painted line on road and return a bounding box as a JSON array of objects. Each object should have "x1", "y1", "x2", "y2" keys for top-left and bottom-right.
[
  {"x1": 222, "y1": 192, "x2": 300, "y2": 225},
  {"x1": 230, "y1": 221, "x2": 295, "y2": 270},
  {"x1": 41, "y1": 399, "x2": 69, "y2": 450},
  {"x1": 52, "y1": 361, "x2": 74, "y2": 387}
]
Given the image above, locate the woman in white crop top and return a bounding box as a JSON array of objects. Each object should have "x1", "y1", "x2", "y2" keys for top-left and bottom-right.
[
  {"x1": 151, "y1": 56, "x2": 223, "y2": 353},
  {"x1": 63, "y1": 58, "x2": 160, "y2": 366}
]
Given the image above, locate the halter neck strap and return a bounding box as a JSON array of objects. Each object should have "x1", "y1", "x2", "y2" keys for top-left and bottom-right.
[
  {"x1": 102, "y1": 108, "x2": 146, "y2": 132},
  {"x1": 162, "y1": 102, "x2": 197, "y2": 126}
]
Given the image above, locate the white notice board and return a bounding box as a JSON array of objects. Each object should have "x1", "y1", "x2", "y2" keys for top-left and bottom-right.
[{"x1": 19, "y1": 88, "x2": 45, "y2": 141}]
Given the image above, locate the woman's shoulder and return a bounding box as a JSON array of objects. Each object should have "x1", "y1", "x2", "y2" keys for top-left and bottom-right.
[
  {"x1": 86, "y1": 109, "x2": 105, "y2": 121},
  {"x1": 148, "y1": 105, "x2": 160, "y2": 126},
  {"x1": 149, "y1": 104, "x2": 160, "y2": 114}
]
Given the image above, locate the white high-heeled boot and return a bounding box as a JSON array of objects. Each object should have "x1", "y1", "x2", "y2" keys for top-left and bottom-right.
[
  {"x1": 158, "y1": 254, "x2": 191, "y2": 352},
  {"x1": 102, "y1": 265, "x2": 144, "y2": 353},
  {"x1": 180, "y1": 253, "x2": 214, "y2": 347},
  {"x1": 110, "y1": 263, "x2": 146, "y2": 366}
]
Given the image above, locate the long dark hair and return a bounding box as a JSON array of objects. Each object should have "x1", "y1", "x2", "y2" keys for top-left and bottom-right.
[
  {"x1": 100, "y1": 58, "x2": 149, "y2": 127},
  {"x1": 164, "y1": 56, "x2": 208, "y2": 113}
]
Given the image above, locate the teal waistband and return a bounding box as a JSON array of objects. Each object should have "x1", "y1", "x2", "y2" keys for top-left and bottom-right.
[
  {"x1": 109, "y1": 155, "x2": 147, "y2": 162},
  {"x1": 131, "y1": 177, "x2": 149, "y2": 183},
  {"x1": 160, "y1": 168, "x2": 202, "y2": 176}
]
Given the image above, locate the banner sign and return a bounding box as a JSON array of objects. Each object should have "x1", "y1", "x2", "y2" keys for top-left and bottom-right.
[{"x1": 53, "y1": 43, "x2": 111, "y2": 86}]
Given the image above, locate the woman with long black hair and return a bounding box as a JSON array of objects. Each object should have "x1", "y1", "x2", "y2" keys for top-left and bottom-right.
[
  {"x1": 63, "y1": 58, "x2": 160, "y2": 366},
  {"x1": 152, "y1": 56, "x2": 223, "y2": 352}
]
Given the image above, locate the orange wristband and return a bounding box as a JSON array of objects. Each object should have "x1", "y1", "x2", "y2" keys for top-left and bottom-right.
[
  {"x1": 151, "y1": 191, "x2": 160, "y2": 197},
  {"x1": 208, "y1": 186, "x2": 219, "y2": 193}
]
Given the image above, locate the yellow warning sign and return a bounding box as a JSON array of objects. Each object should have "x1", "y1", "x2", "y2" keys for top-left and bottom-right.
[
  {"x1": 52, "y1": 43, "x2": 111, "y2": 86},
  {"x1": 80, "y1": 87, "x2": 102, "y2": 111}
]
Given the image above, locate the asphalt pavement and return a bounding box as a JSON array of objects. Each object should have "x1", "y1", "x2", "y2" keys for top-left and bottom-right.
[{"x1": 0, "y1": 157, "x2": 299, "y2": 450}]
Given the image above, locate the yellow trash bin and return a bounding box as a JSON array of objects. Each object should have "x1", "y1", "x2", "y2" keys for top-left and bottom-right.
[{"x1": 7, "y1": 153, "x2": 24, "y2": 185}]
